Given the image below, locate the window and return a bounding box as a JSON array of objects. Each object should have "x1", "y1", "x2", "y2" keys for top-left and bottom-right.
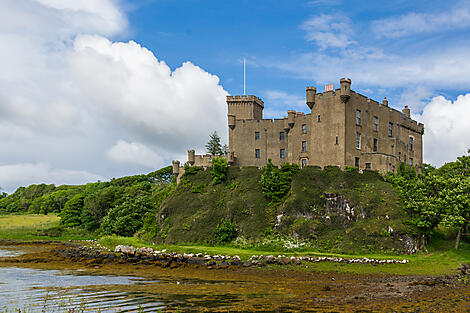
[
  {"x1": 301, "y1": 159, "x2": 307, "y2": 168},
  {"x1": 409, "y1": 137, "x2": 414, "y2": 151},
  {"x1": 356, "y1": 110, "x2": 361, "y2": 125},
  {"x1": 356, "y1": 132, "x2": 361, "y2": 150},
  {"x1": 399, "y1": 152, "x2": 401, "y2": 161},
  {"x1": 365, "y1": 162, "x2": 371, "y2": 170},
  {"x1": 409, "y1": 158, "x2": 413, "y2": 166},
  {"x1": 388, "y1": 122, "x2": 393, "y2": 137},
  {"x1": 355, "y1": 157, "x2": 360, "y2": 169},
  {"x1": 302, "y1": 124, "x2": 307, "y2": 134},
  {"x1": 301, "y1": 141, "x2": 307, "y2": 152},
  {"x1": 280, "y1": 131, "x2": 285, "y2": 140},
  {"x1": 335, "y1": 136, "x2": 338, "y2": 145},
  {"x1": 391, "y1": 144, "x2": 394, "y2": 154},
  {"x1": 317, "y1": 115, "x2": 321, "y2": 122},
  {"x1": 392, "y1": 165, "x2": 395, "y2": 172},
  {"x1": 255, "y1": 131, "x2": 260, "y2": 140},
  {"x1": 280, "y1": 149, "x2": 285, "y2": 159},
  {"x1": 373, "y1": 138, "x2": 378, "y2": 152},
  {"x1": 255, "y1": 149, "x2": 260, "y2": 159},
  {"x1": 373, "y1": 116, "x2": 378, "y2": 131}
]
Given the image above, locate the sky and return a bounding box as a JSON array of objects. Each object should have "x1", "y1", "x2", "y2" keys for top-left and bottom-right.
[{"x1": 1, "y1": 0, "x2": 470, "y2": 193}]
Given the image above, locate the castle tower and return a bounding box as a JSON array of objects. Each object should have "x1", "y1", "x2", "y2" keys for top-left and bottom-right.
[
  {"x1": 227, "y1": 95, "x2": 264, "y2": 121},
  {"x1": 306, "y1": 86, "x2": 316, "y2": 110},
  {"x1": 340, "y1": 78, "x2": 351, "y2": 103}
]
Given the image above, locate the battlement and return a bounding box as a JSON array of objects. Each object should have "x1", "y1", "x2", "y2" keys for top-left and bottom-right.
[{"x1": 226, "y1": 95, "x2": 264, "y2": 108}]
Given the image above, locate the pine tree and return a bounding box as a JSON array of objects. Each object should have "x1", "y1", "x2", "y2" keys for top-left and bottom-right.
[{"x1": 205, "y1": 131, "x2": 223, "y2": 156}]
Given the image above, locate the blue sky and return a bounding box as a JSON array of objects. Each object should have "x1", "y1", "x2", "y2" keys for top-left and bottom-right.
[{"x1": 0, "y1": 0, "x2": 469, "y2": 192}]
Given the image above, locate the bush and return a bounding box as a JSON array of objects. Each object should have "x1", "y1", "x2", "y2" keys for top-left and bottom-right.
[
  {"x1": 214, "y1": 219, "x2": 237, "y2": 244},
  {"x1": 183, "y1": 165, "x2": 203, "y2": 176},
  {"x1": 260, "y1": 160, "x2": 292, "y2": 202},
  {"x1": 211, "y1": 157, "x2": 228, "y2": 185}
]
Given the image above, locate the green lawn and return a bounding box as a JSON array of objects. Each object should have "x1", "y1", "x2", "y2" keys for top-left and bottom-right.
[{"x1": 0, "y1": 214, "x2": 95, "y2": 241}]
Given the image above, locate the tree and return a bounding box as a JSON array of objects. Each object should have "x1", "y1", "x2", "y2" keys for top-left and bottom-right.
[
  {"x1": 211, "y1": 156, "x2": 228, "y2": 185},
  {"x1": 260, "y1": 160, "x2": 293, "y2": 203},
  {"x1": 60, "y1": 193, "x2": 85, "y2": 227},
  {"x1": 205, "y1": 131, "x2": 224, "y2": 156}
]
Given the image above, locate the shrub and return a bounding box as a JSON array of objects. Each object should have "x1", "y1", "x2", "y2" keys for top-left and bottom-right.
[
  {"x1": 60, "y1": 193, "x2": 85, "y2": 227},
  {"x1": 214, "y1": 219, "x2": 237, "y2": 244},
  {"x1": 211, "y1": 157, "x2": 228, "y2": 185},
  {"x1": 260, "y1": 160, "x2": 292, "y2": 202},
  {"x1": 183, "y1": 165, "x2": 203, "y2": 176}
]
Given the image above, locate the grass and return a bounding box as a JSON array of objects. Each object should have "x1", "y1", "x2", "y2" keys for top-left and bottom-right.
[
  {"x1": 0, "y1": 214, "x2": 95, "y2": 241},
  {"x1": 98, "y1": 234, "x2": 470, "y2": 277}
]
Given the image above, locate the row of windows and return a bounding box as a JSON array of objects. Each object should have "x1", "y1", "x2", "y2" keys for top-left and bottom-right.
[
  {"x1": 254, "y1": 142, "x2": 307, "y2": 159},
  {"x1": 356, "y1": 133, "x2": 414, "y2": 152},
  {"x1": 254, "y1": 123, "x2": 310, "y2": 141},
  {"x1": 356, "y1": 110, "x2": 403, "y2": 139},
  {"x1": 355, "y1": 159, "x2": 413, "y2": 171}
]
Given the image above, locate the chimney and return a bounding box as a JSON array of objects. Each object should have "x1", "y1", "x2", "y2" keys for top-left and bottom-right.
[
  {"x1": 382, "y1": 97, "x2": 389, "y2": 107},
  {"x1": 402, "y1": 105, "x2": 411, "y2": 118}
]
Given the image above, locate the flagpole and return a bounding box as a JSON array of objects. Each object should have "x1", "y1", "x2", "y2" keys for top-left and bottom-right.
[{"x1": 243, "y1": 58, "x2": 246, "y2": 95}]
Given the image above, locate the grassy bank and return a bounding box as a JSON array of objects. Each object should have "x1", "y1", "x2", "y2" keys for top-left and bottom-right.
[
  {"x1": 0, "y1": 214, "x2": 95, "y2": 241},
  {"x1": 98, "y1": 234, "x2": 470, "y2": 276},
  {"x1": 1, "y1": 214, "x2": 468, "y2": 277}
]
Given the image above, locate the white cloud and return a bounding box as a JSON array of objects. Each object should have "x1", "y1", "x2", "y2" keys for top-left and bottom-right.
[
  {"x1": 417, "y1": 94, "x2": 470, "y2": 166},
  {"x1": 300, "y1": 14, "x2": 356, "y2": 49},
  {"x1": 0, "y1": 163, "x2": 103, "y2": 193},
  {"x1": 107, "y1": 140, "x2": 163, "y2": 168},
  {"x1": 0, "y1": 0, "x2": 228, "y2": 192},
  {"x1": 372, "y1": 3, "x2": 470, "y2": 39}
]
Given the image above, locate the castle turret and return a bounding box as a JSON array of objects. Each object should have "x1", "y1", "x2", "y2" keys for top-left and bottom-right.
[
  {"x1": 340, "y1": 78, "x2": 351, "y2": 103},
  {"x1": 306, "y1": 86, "x2": 316, "y2": 110},
  {"x1": 172, "y1": 160, "x2": 180, "y2": 175},
  {"x1": 227, "y1": 95, "x2": 264, "y2": 120},
  {"x1": 287, "y1": 110, "x2": 295, "y2": 128},
  {"x1": 228, "y1": 114, "x2": 236, "y2": 130},
  {"x1": 187, "y1": 149, "x2": 195, "y2": 165}
]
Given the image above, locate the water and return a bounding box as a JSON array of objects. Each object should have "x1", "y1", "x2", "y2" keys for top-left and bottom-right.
[{"x1": 0, "y1": 266, "x2": 166, "y2": 312}]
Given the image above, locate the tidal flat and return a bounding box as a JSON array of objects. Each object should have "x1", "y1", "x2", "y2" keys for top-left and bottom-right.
[{"x1": 0, "y1": 241, "x2": 469, "y2": 312}]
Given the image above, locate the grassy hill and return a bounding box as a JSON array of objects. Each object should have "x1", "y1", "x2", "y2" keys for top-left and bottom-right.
[{"x1": 152, "y1": 166, "x2": 418, "y2": 254}]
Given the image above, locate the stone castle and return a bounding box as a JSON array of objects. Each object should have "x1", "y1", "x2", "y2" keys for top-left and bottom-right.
[{"x1": 173, "y1": 78, "x2": 423, "y2": 179}]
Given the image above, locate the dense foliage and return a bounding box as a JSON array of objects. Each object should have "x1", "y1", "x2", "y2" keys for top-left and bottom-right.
[
  {"x1": 211, "y1": 156, "x2": 228, "y2": 185},
  {"x1": 0, "y1": 166, "x2": 174, "y2": 237},
  {"x1": 388, "y1": 150, "x2": 470, "y2": 249},
  {"x1": 260, "y1": 160, "x2": 299, "y2": 202},
  {"x1": 214, "y1": 219, "x2": 238, "y2": 244}
]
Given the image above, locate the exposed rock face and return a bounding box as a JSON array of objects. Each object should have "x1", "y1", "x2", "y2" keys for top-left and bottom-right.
[
  {"x1": 324, "y1": 193, "x2": 365, "y2": 223},
  {"x1": 136, "y1": 247, "x2": 154, "y2": 256},
  {"x1": 399, "y1": 234, "x2": 418, "y2": 254}
]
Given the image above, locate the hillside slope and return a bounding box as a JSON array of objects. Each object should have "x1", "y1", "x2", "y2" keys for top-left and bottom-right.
[{"x1": 154, "y1": 166, "x2": 418, "y2": 254}]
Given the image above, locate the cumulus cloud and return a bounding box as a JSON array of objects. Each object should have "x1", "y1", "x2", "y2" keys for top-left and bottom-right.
[
  {"x1": 0, "y1": 163, "x2": 103, "y2": 193},
  {"x1": 300, "y1": 14, "x2": 356, "y2": 49},
  {"x1": 372, "y1": 3, "x2": 470, "y2": 39},
  {"x1": 107, "y1": 140, "x2": 163, "y2": 168},
  {"x1": 416, "y1": 94, "x2": 470, "y2": 167},
  {"x1": 0, "y1": 0, "x2": 228, "y2": 192}
]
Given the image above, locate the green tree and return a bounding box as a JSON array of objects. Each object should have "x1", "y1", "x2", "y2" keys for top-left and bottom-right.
[
  {"x1": 205, "y1": 131, "x2": 223, "y2": 156},
  {"x1": 60, "y1": 193, "x2": 85, "y2": 227},
  {"x1": 214, "y1": 219, "x2": 238, "y2": 244},
  {"x1": 211, "y1": 156, "x2": 228, "y2": 185},
  {"x1": 260, "y1": 160, "x2": 293, "y2": 203}
]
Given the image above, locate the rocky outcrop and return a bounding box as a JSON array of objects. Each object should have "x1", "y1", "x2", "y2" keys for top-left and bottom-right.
[{"x1": 324, "y1": 193, "x2": 365, "y2": 223}]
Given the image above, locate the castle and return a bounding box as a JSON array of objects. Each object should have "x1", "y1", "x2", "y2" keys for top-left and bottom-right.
[{"x1": 173, "y1": 78, "x2": 423, "y2": 179}]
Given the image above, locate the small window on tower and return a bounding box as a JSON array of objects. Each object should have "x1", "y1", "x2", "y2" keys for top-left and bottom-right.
[
  {"x1": 255, "y1": 132, "x2": 260, "y2": 140},
  {"x1": 409, "y1": 137, "x2": 414, "y2": 151},
  {"x1": 280, "y1": 132, "x2": 285, "y2": 140},
  {"x1": 365, "y1": 163, "x2": 371, "y2": 170},
  {"x1": 356, "y1": 133, "x2": 361, "y2": 150},
  {"x1": 356, "y1": 110, "x2": 361, "y2": 125},
  {"x1": 302, "y1": 124, "x2": 307, "y2": 134},
  {"x1": 373, "y1": 116, "x2": 378, "y2": 131},
  {"x1": 409, "y1": 158, "x2": 413, "y2": 166},
  {"x1": 399, "y1": 152, "x2": 401, "y2": 161},
  {"x1": 373, "y1": 138, "x2": 378, "y2": 152},
  {"x1": 317, "y1": 115, "x2": 321, "y2": 122},
  {"x1": 280, "y1": 149, "x2": 285, "y2": 159},
  {"x1": 388, "y1": 122, "x2": 393, "y2": 137},
  {"x1": 355, "y1": 157, "x2": 360, "y2": 169},
  {"x1": 255, "y1": 149, "x2": 260, "y2": 159},
  {"x1": 302, "y1": 141, "x2": 307, "y2": 152},
  {"x1": 335, "y1": 136, "x2": 338, "y2": 145}
]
